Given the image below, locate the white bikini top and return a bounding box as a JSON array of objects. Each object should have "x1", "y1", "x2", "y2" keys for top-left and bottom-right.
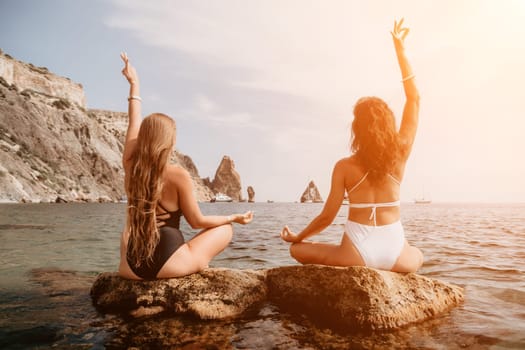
[{"x1": 347, "y1": 172, "x2": 400, "y2": 226}]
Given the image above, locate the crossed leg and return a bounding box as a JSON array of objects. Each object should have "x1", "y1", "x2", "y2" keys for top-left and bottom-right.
[
  {"x1": 289, "y1": 233, "x2": 365, "y2": 267},
  {"x1": 157, "y1": 224, "x2": 233, "y2": 278}
]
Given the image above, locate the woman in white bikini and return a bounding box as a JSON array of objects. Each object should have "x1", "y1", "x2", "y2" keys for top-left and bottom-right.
[{"x1": 280, "y1": 19, "x2": 423, "y2": 273}]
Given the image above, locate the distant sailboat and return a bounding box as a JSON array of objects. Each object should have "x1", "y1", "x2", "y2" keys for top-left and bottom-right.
[{"x1": 414, "y1": 185, "x2": 431, "y2": 204}]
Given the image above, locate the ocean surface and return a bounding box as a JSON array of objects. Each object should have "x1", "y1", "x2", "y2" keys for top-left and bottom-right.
[{"x1": 0, "y1": 202, "x2": 524, "y2": 349}]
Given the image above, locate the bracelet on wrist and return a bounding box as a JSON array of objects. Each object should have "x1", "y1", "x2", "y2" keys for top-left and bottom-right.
[
  {"x1": 128, "y1": 95, "x2": 142, "y2": 102},
  {"x1": 401, "y1": 74, "x2": 415, "y2": 82}
]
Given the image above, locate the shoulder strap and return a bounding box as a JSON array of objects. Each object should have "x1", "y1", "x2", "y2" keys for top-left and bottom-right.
[{"x1": 348, "y1": 172, "x2": 369, "y2": 194}]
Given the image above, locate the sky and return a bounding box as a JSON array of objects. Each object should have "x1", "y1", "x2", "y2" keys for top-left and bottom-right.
[{"x1": 1, "y1": 0, "x2": 524, "y2": 203}]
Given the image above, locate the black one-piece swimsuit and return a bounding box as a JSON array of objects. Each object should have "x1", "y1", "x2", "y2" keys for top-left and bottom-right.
[{"x1": 127, "y1": 203, "x2": 185, "y2": 280}]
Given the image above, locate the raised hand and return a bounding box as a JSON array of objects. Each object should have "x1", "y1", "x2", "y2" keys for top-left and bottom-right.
[
  {"x1": 391, "y1": 18, "x2": 410, "y2": 50},
  {"x1": 280, "y1": 225, "x2": 302, "y2": 243},
  {"x1": 120, "y1": 52, "x2": 139, "y2": 85}
]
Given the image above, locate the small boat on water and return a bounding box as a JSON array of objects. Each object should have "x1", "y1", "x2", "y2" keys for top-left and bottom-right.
[
  {"x1": 210, "y1": 193, "x2": 233, "y2": 203},
  {"x1": 414, "y1": 198, "x2": 432, "y2": 204}
]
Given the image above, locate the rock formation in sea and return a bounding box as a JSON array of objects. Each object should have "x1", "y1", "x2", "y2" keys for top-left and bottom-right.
[
  {"x1": 0, "y1": 50, "x2": 217, "y2": 202},
  {"x1": 247, "y1": 186, "x2": 255, "y2": 203},
  {"x1": 91, "y1": 265, "x2": 464, "y2": 330},
  {"x1": 300, "y1": 180, "x2": 323, "y2": 203},
  {"x1": 208, "y1": 156, "x2": 243, "y2": 201}
]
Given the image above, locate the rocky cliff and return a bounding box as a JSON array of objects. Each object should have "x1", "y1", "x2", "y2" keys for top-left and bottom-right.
[
  {"x1": 0, "y1": 50, "x2": 85, "y2": 108},
  {"x1": 0, "y1": 50, "x2": 219, "y2": 202},
  {"x1": 300, "y1": 180, "x2": 323, "y2": 203},
  {"x1": 208, "y1": 155, "x2": 243, "y2": 201}
]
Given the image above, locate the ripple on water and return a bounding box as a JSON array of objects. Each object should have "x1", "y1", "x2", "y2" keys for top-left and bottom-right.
[{"x1": 0, "y1": 202, "x2": 524, "y2": 348}]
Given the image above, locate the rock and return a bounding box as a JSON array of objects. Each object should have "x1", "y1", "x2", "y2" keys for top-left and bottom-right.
[
  {"x1": 210, "y1": 156, "x2": 243, "y2": 201},
  {"x1": 300, "y1": 180, "x2": 323, "y2": 203},
  {"x1": 97, "y1": 195, "x2": 112, "y2": 203},
  {"x1": 55, "y1": 196, "x2": 68, "y2": 203},
  {"x1": 0, "y1": 51, "x2": 86, "y2": 107},
  {"x1": 266, "y1": 265, "x2": 464, "y2": 330},
  {"x1": 90, "y1": 268, "x2": 267, "y2": 319},
  {"x1": 90, "y1": 265, "x2": 463, "y2": 331},
  {"x1": 247, "y1": 186, "x2": 255, "y2": 202}
]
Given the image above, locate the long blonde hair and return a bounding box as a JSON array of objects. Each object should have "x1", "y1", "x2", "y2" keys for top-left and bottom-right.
[
  {"x1": 351, "y1": 97, "x2": 402, "y2": 183},
  {"x1": 126, "y1": 113, "x2": 176, "y2": 268}
]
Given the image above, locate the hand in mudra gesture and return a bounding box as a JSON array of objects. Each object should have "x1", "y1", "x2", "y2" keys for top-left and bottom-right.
[
  {"x1": 232, "y1": 211, "x2": 254, "y2": 225},
  {"x1": 280, "y1": 225, "x2": 302, "y2": 243},
  {"x1": 391, "y1": 18, "x2": 410, "y2": 49},
  {"x1": 120, "y1": 52, "x2": 139, "y2": 85}
]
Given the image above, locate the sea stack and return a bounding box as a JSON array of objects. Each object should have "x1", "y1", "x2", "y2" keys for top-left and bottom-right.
[
  {"x1": 247, "y1": 186, "x2": 255, "y2": 203},
  {"x1": 300, "y1": 180, "x2": 323, "y2": 203},
  {"x1": 210, "y1": 156, "x2": 243, "y2": 201}
]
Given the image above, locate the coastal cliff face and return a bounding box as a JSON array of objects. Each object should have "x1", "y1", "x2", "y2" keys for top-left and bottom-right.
[
  {"x1": 300, "y1": 180, "x2": 323, "y2": 203},
  {"x1": 0, "y1": 51, "x2": 217, "y2": 202},
  {"x1": 209, "y1": 156, "x2": 243, "y2": 201},
  {"x1": 0, "y1": 74, "x2": 124, "y2": 202},
  {"x1": 0, "y1": 50, "x2": 85, "y2": 108}
]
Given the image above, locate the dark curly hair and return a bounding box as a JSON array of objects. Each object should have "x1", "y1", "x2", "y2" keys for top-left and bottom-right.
[{"x1": 351, "y1": 97, "x2": 403, "y2": 183}]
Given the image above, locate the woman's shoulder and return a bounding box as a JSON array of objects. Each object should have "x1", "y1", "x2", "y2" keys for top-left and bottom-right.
[
  {"x1": 335, "y1": 156, "x2": 360, "y2": 170},
  {"x1": 164, "y1": 164, "x2": 191, "y2": 182}
]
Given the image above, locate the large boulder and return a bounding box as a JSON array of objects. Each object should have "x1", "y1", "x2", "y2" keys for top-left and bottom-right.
[
  {"x1": 90, "y1": 265, "x2": 464, "y2": 331},
  {"x1": 266, "y1": 265, "x2": 464, "y2": 330},
  {"x1": 90, "y1": 268, "x2": 267, "y2": 319}
]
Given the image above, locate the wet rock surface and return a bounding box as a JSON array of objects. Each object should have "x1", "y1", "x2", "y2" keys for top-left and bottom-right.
[
  {"x1": 20, "y1": 267, "x2": 487, "y2": 349},
  {"x1": 90, "y1": 268, "x2": 267, "y2": 319},
  {"x1": 266, "y1": 265, "x2": 464, "y2": 330},
  {"x1": 91, "y1": 265, "x2": 463, "y2": 331}
]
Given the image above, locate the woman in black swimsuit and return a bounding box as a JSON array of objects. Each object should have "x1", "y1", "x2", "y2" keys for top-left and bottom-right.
[{"x1": 118, "y1": 53, "x2": 253, "y2": 280}]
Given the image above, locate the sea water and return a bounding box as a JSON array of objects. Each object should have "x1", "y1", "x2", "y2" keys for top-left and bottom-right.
[{"x1": 0, "y1": 202, "x2": 524, "y2": 349}]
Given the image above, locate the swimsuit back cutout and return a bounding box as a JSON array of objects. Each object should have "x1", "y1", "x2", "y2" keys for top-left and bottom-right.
[
  {"x1": 157, "y1": 202, "x2": 182, "y2": 229},
  {"x1": 347, "y1": 172, "x2": 401, "y2": 226},
  {"x1": 126, "y1": 202, "x2": 185, "y2": 279}
]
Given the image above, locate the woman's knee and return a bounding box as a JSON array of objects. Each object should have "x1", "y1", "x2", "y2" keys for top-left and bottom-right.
[
  {"x1": 208, "y1": 224, "x2": 233, "y2": 245},
  {"x1": 289, "y1": 243, "x2": 301, "y2": 261},
  {"x1": 416, "y1": 248, "x2": 424, "y2": 268},
  {"x1": 221, "y1": 223, "x2": 233, "y2": 243}
]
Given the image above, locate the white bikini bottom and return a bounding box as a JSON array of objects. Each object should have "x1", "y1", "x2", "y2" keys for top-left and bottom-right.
[{"x1": 345, "y1": 220, "x2": 405, "y2": 270}]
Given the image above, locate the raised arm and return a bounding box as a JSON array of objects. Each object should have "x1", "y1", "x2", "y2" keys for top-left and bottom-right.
[
  {"x1": 120, "y1": 52, "x2": 142, "y2": 169},
  {"x1": 392, "y1": 19, "x2": 420, "y2": 160},
  {"x1": 281, "y1": 160, "x2": 346, "y2": 243},
  {"x1": 175, "y1": 167, "x2": 253, "y2": 229}
]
